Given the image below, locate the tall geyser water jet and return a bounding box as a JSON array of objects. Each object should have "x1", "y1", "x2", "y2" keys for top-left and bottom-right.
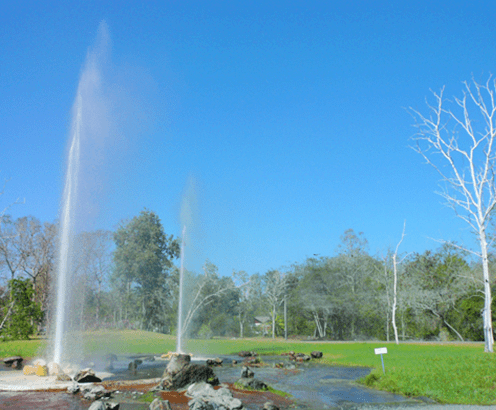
[
  {"x1": 51, "y1": 21, "x2": 111, "y2": 364},
  {"x1": 176, "y1": 225, "x2": 186, "y2": 353},
  {"x1": 53, "y1": 93, "x2": 82, "y2": 364}
]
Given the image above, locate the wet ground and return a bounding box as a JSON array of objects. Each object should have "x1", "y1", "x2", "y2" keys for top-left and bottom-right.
[{"x1": 0, "y1": 354, "x2": 490, "y2": 409}]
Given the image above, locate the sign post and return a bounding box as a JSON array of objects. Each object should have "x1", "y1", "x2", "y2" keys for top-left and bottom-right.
[{"x1": 374, "y1": 347, "x2": 388, "y2": 374}]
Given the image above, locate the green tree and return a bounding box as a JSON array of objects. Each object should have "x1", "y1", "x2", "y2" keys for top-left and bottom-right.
[
  {"x1": 0, "y1": 278, "x2": 42, "y2": 340},
  {"x1": 112, "y1": 209, "x2": 179, "y2": 330}
]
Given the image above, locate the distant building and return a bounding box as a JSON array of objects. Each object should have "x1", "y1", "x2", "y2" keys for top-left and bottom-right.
[{"x1": 254, "y1": 316, "x2": 271, "y2": 336}]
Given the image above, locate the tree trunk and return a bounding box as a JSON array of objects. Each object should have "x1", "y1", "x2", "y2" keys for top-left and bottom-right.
[
  {"x1": 272, "y1": 304, "x2": 276, "y2": 339},
  {"x1": 392, "y1": 254, "x2": 399, "y2": 344},
  {"x1": 480, "y1": 228, "x2": 494, "y2": 352}
]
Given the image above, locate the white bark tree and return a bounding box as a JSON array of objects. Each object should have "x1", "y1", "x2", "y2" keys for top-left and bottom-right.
[
  {"x1": 263, "y1": 270, "x2": 288, "y2": 339},
  {"x1": 411, "y1": 77, "x2": 496, "y2": 352}
]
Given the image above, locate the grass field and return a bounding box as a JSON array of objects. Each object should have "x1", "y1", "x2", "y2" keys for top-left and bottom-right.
[{"x1": 1, "y1": 331, "x2": 494, "y2": 405}]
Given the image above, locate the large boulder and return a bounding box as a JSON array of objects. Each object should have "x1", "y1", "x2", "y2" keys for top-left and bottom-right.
[
  {"x1": 159, "y1": 363, "x2": 219, "y2": 391},
  {"x1": 164, "y1": 354, "x2": 191, "y2": 376},
  {"x1": 310, "y1": 351, "x2": 323, "y2": 359},
  {"x1": 74, "y1": 368, "x2": 102, "y2": 383}
]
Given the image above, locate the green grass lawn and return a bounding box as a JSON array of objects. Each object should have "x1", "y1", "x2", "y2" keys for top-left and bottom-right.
[{"x1": 1, "y1": 332, "x2": 494, "y2": 405}]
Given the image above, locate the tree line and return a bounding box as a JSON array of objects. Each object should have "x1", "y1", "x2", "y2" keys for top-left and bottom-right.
[{"x1": 0, "y1": 209, "x2": 492, "y2": 343}]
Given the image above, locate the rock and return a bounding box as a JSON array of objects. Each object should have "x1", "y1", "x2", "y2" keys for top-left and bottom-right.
[
  {"x1": 88, "y1": 401, "x2": 106, "y2": 410},
  {"x1": 188, "y1": 397, "x2": 215, "y2": 410},
  {"x1": 33, "y1": 358, "x2": 47, "y2": 367},
  {"x1": 243, "y1": 357, "x2": 262, "y2": 366},
  {"x1": 129, "y1": 358, "x2": 143, "y2": 371},
  {"x1": 164, "y1": 354, "x2": 191, "y2": 376},
  {"x1": 3, "y1": 356, "x2": 23, "y2": 369},
  {"x1": 240, "y1": 366, "x2": 254, "y2": 378},
  {"x1": 56, "y1": 372, "x2": 72, "y2": 381},
  {"x1": 67, "y1": 383, "x2": 80, "y2": 394},
  {"x1": 206, "y1": 358, "x2": 222, "y2": 367},
  {"x1": 263, "y1": 401, "x2": 279, "y2": 410},
  {"x1": 74, "y1": 368, "x2": 102, "y2": 383},
  {"x1": 48, "y1": 362, "x2": 63, "y2": 375},
  {"x1": 310, "y1": 351, "x2": 323, "y2": 359},
  {"x1": 23, "y1": 365, "x2": 35, "y2": 375},
  {"x1": 186, "y1": 381, "x2": 215, "y2": 397},
  {"x1": 236, "y1": 377, "x2": 268, "y2": 391},
  {"x1": 158, "y1": 363, "x2": 219, "y2": 391},
  {"x1": 104, "y1": 353, "x2": 118, "y2": 371},
  {"x1": 232, "y1": 359, "x2": 237, "y2": 365},
  {"x1": 149, "y1": 398, "x2": 172, "y2": 410},
  {"x1": 82, "y1": 385, "x2": 111, "y2": 400},
  {"x1": 106, "y1": 402, "x2": 120, "y2": 410},
  {"x1": 187, "y1": 382, "x2": 244, "y2": 410},
  {"x1": 35, "y1": 364, "x2": 48, "y2": 376},
  {"x1": 274, "y1": 362, "x2": 284, "y2": 369},
  {"x1": 238, "y1": 351, "x2": 257, "y2": 358}
]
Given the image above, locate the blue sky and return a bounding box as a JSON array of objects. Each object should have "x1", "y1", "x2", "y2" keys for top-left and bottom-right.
[{"x1": 2, "y1": 1, "x2": 496, "y2": 276}]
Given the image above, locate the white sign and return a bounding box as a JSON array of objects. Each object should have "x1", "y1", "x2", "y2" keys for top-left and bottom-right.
[{"x1": 374, "y1": 347, "x2": 388, "y2": 355}]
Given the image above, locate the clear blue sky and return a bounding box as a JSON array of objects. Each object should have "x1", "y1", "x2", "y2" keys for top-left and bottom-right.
[{"x1": 2, "y1": 1, "x2": 496, "y2": 276}]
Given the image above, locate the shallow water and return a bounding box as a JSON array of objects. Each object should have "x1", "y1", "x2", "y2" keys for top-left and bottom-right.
[{"x1": 0, "y1": 354, "x2": 409, "y2": 409}]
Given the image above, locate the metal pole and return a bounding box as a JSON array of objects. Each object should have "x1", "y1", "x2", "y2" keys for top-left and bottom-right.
[{"x1": 380, "y1": 354, "x2": 385, "y2": 374}]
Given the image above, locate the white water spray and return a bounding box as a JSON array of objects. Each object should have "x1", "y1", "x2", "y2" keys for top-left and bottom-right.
[
  {"x1": 53, "y1": 93, "x2": 82, "y2": 364},
  {"x1": 176, "y1": 225, "x2": 186, "y2": 353}
]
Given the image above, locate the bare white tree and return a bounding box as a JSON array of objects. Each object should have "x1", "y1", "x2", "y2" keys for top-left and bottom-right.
[
  {"x1": 391, "y1": 222, "x2": 407, "y2": 345},
  {"x1": 411, "y1": 77, "x2": 496, "y2": 352}
]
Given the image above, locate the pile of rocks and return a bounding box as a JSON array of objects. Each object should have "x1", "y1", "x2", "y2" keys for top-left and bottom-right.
[
  {"x1": 281, "y1": 350, "x2": 323, "y2": 362},
  {"x1": 187, "y1": 382, "x2": 244, "y2": 410}
]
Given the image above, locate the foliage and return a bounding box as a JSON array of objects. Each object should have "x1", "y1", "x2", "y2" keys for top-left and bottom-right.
[
  {"x1": 1, "y1": 278, "x2": 43, "y2": 340},
  {"x1": 112, "y1": 209, "x2": 180, "y2": 331}
]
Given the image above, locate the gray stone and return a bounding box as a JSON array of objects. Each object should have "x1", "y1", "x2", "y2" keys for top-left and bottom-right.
[
  {"x1": 187, "y1": 382, "x2": 215, "y2": 398},
  {"x1": 164, "y1": 354, "x2": 191, "y2": 376},
  {"x1": 236, "y1": 377, "x2": 268, "y2": 391},
  {"x1": 187, "y1": 382, "x2": 244, "y2": 410},
  {"x1": 88, "y1": 401, "x2": 106, "y2": 410},
  {"x1": 106, "y1": 403, "x2": 120, "y2": 410},
  {"x1": 67, "y1": 383, "x2": 80, "y2": 394},
  {"x1": 188, "y1": 398, "x2": 215, "y2": 410},
  {"x1": 56, "y1": 372, "x2": 72, "y2": 381},
  {"x1": 263, "y1": 401, "x2": 279, "y2": 410},
  {"x1": 240, "y1": 366, "x2": 254, "y2": 378},
  {"x1": 158, "y1": 362, "x2": 219, "y2": 391},
  {"x1": 3, "y1": 356, "x2": 23, "y2": 369},
  {"x1": 83, "y1": 385, "x2": 111, "y2": 400},
  {"x1": 149, "y1": 398, "x2": 172, "y2": 410},
  {"x1": 74, "y1": 368, "x2": 102, "y2": 383},
  {"x1": 310, "y1": 350, "x2": 323, "y2": 359}
]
